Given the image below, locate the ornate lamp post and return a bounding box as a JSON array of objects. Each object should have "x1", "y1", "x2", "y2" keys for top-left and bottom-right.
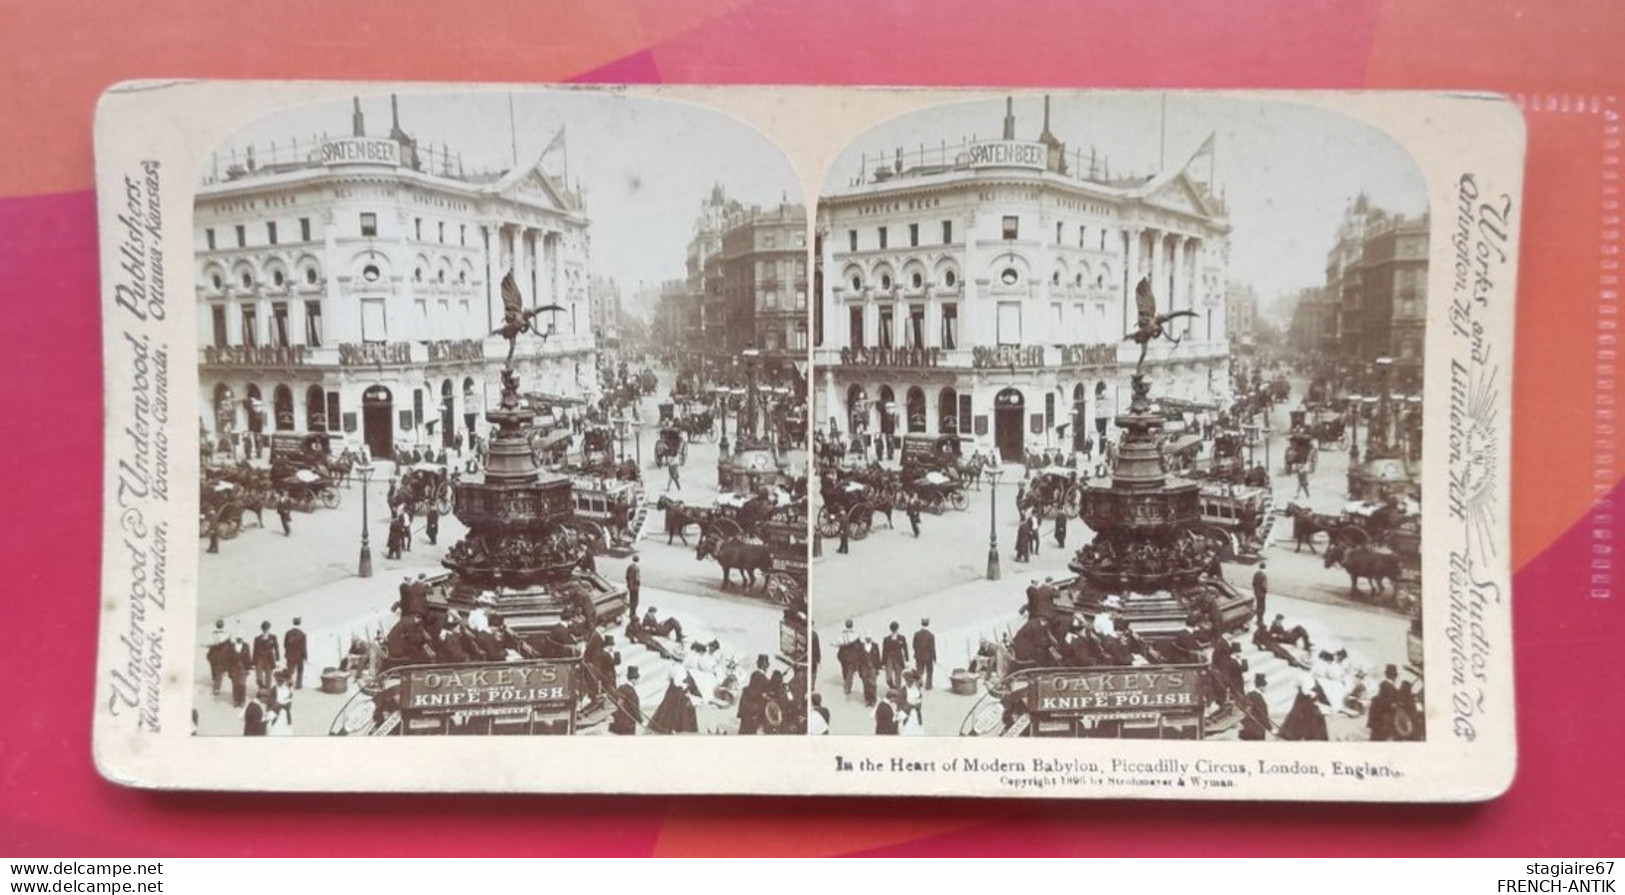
[
  {"x1": 986, "y1": 465, "x2": 1005, "y2": 581},
  {"x1": 717, "y1": 386, "x2": 732, "y2": 457},
  {"x1": 357, "y1": 460, "x2": 375, "y2": 578},
  {"x1": 1346, "y1": 393, "x2": 1363, "y2": 463}
]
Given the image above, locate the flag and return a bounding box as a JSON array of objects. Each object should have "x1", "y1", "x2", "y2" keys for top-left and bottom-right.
[
  {"x1": 500, "y1": 270, "x2": 523, "y2": 317},
  {"x1": 541, "y1": 125, "x2": 566, "y2": 158}
]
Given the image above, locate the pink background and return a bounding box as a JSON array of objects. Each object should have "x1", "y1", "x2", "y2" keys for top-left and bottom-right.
[{"x1": 1, "y1": 0, "x2": 1621, "y2": 856}]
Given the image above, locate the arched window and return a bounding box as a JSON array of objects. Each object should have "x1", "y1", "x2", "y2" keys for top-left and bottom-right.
[
  {"x1": 938, "y1": 387, "x2": 958, "y2": 434},
  {"x1": 305, "y1": 385, "x2": 327, "y2": 432},
  {"x1": 877, "y1": 385, "x2": 897, "y2": 436},
  {"x1": 846, "y1": 384, "x2": 868, "y2": 433},
  {"x1": 273, "y1": 384, "x2": 295, "y2": 432},
  {"x1": 906, "y1": 386, "x2": 926, "y2": 433}
]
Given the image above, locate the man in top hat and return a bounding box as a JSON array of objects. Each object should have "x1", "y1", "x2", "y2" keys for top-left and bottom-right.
[
  {"x1": 252, "y1": 621, "x2": 280, "y2": 689},
  {"x1": 874, "y1": 688, "x2": 902, "y2": 735},
  {"x1": 625, "y1": 554, "x2": 642, "y2": 618},
  {"x1": 243, "y1": 688, "x2": 272, "y2": 737},
  {"x1": 1367, "y1": 663, "x2": 1402, "y2": 741},
  {"x1": 1239, "y1": 672, "x2": 1274, "y2": 740},
  {"x1": 205, "y1": 618, "x2": 230, "y2": 696},
  {"x1": 1252, "y1": 561, "x2": 1269, "y2": 620},
  {"x1": 857, "y1": 636, "x2": 881, "y2": 708},
  {"x1": 283, "y1": 618, "x2": 308, "y2": 689},
  {"x1": 610, "y1": 666, "x2": 643, "y2": 735},
  {"x1": 912, "y1": 618, "x2": 937, "y2": 691},
  {"x1": 836, "y1": 619, "x2": 860, "y2": 697},
  {"x1": 226, "y1": 628, "x2": 253, "y2": 708},
  {"x1": 881, "y1": 621, "x2": 909, "y2": 690}
]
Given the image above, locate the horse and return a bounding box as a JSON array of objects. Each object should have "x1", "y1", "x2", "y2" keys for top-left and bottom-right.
[
  {"x1": 656, "y1": 495, "x2": 710, "y2": 545},
  {"x1": 1324, "y1": 544, "x2": 1401, "y2": 599},
  {"x1": 1285, "y1": 502, "x2": 1342, "y2": 554},
  {"x1": 695, "y1": 530, "x2": 772, "y2": 590}
]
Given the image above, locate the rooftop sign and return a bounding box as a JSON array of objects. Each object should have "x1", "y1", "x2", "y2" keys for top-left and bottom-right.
[
  {"x1": 964, "y1": 140, "x2": 1047, "y2": 170},
  {"x1": 320, "y1": 138, "x2": 400, "y2": 167}
]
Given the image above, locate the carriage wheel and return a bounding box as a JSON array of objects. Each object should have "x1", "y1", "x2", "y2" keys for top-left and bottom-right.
[
  {"x1": 1337, "y1": 526, "x2": 1370, "y2": 549},
  {"x1": 710, "y1": 517, "x2": 743, "y2": 540},
  {"x1": 848, "y1": 504, "x2": 873, "y2": 541},
  {"x1": 816, "y1": 507, "x2": 840, "y2": 538},
  {"x1": 572, "y1": 519, "x2": 608, "y2": 553},
  {"x1": 1194, "y1": 524, "x2": 1234, "y2": 562},
  {"x1": 964, "y1": 699, "x2": 1005, "y2": 737},
  {"x1": 320, "y1": 487, "x2": 341, "y2": 510},
  {"x1": 1391, "y1": 701, "x2": 1422, "y2": 741},
  {"x1": 949, "y1": 489, "x2": 969, "y2": 512},
  {"x1": 764, "y1": 571, "x2": 802, "y2": 607}
]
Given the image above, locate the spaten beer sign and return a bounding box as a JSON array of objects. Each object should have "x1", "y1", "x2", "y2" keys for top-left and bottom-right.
[
  {"x1": 320, "y1": 137, "x2": 401, "y2": 167},
  {"x1": 963, "y1": 140, "x2": 1047, "y2": 169}
]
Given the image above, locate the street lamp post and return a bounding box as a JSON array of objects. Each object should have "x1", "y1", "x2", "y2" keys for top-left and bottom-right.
[
  {"x1": 357, "y1": 461, "x2": 375, "y2": 578},
  {"x1": 986, "y1": 466, "x2": 1004, "y2": 581},
  {"x1": 718, "y1": 386, "x2": 731, "y2": 456}
]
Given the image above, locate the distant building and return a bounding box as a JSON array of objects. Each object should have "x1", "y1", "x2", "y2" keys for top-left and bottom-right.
[
  {"x1": 1227, "y1": 281, "x2": 1258, "y2": 351},
  {"x1": 1287, "y1": 287, "x2": 1332, "y2": 357},
  {"x1": 719, "y1": 202, "x2": 809, "y2": 373},
  {"x1": 588, "y1": 275, "x2": 622, "y2": 347},
  {"x1": 1321, "y1": 195, "x2": 1429, "y2": 390},
  {"x1": 814, "y1": 96, "x2": 1230, "y2": 461},
  {"x1": 194, "y1": 95, "x2": 594, "y2": 460}
]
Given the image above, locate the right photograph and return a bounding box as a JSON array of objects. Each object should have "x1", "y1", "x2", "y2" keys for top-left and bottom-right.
[{"x1": 810, "y1": 93, "x2": 1428, "y2": 740}]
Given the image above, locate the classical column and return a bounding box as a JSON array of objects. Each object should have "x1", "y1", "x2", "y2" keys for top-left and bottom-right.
[
  {"x1": 288, "y1": 289, "x2": 306, "y2": 347},
  {"x1": 1167, "y1": 232, "x2": 1183, "y2": 320},
  {"x1": 482, "y1": 223, "x2": 498, "y2": 332},
  {"x1": 510, "y1": 225, "x2": 525, "y2": 303},
  {"x1": 1123, "y1": 226, "x2": 1142, "y2": 336}
]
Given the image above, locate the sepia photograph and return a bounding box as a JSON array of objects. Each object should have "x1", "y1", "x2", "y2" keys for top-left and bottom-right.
[
  {"x1": 810, "y1": 93, "x2": 1430, "y2": 741},
  {"x1": 190, "y1": 88, "x2": 810, "y2": 738}
]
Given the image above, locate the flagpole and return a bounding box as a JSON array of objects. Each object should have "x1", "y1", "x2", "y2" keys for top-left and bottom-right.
[
  {"x1": 508, "y1": 93, "x2": 518, "y2": 168},
  {"x1": 1159, "y1": 93, "x2": 1167, "y2": 171}
]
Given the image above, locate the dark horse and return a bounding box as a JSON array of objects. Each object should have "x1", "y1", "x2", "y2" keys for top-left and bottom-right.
[
  {"x1": 656, "y1": 495, "x2": 711, "y2": 545},
  {"x1": 1285, "y1": 502, "x2": 1342, "y2": 554},
  {"x1": 696, "y1": 530, "x2": 772, "y2": 591},
  {"x1": 1324, "y1": 544, "x2": 1401, "y2": 599}
]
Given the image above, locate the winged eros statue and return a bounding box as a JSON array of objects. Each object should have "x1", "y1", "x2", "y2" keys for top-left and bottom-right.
[
  {"x1": 492, "y1": 270, "x2": 567, "y2": 367},
  {"x1": 1126, "y1": 275, "x2": 1198, "y2": 373}
]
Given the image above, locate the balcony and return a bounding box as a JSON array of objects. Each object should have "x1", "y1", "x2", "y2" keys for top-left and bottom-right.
[{"x1": 198, "y1": 331, "x2": 599, "y2": 370}]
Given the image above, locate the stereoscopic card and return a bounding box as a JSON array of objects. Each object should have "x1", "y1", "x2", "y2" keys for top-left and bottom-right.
[{"x1": 93, "y1": 83, "x2": 1520, "y2": 799}]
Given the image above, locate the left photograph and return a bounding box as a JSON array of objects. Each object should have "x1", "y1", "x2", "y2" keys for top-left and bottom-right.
[{"x1": 193, "y1": 89, "x2": 810, "y2": 737}]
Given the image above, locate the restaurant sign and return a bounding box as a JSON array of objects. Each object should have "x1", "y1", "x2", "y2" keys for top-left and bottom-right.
[
  {"x1": 971, "y1": 343, "x2": 1119, "y2": 369},
  {"x1": 839, "y1": 346, "x2": 943, "y2": 368},
  {"x1": 339, "y1": 341, "x2": 412, "y2": 366}
]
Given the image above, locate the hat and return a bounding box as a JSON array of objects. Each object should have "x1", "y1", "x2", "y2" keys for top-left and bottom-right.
[
  {"x1": 920, "y1": 618, "x2": 930, "y2": 627},
  {"x1": 1385, "y1": 663, "x2": 1399, "y2": 678},
  {"x1": 214, "y1": 618, "x2": 225, "y2": 630},
  {"x1": 1253, "y1": 672, "x2": 1268, "y2": 688},
  {"x1": 292, "y1": 617, "x2": 302, "y2": 626},
  {"x1": 626, "y1": 666, "x2": 640, "y2": 682}
]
